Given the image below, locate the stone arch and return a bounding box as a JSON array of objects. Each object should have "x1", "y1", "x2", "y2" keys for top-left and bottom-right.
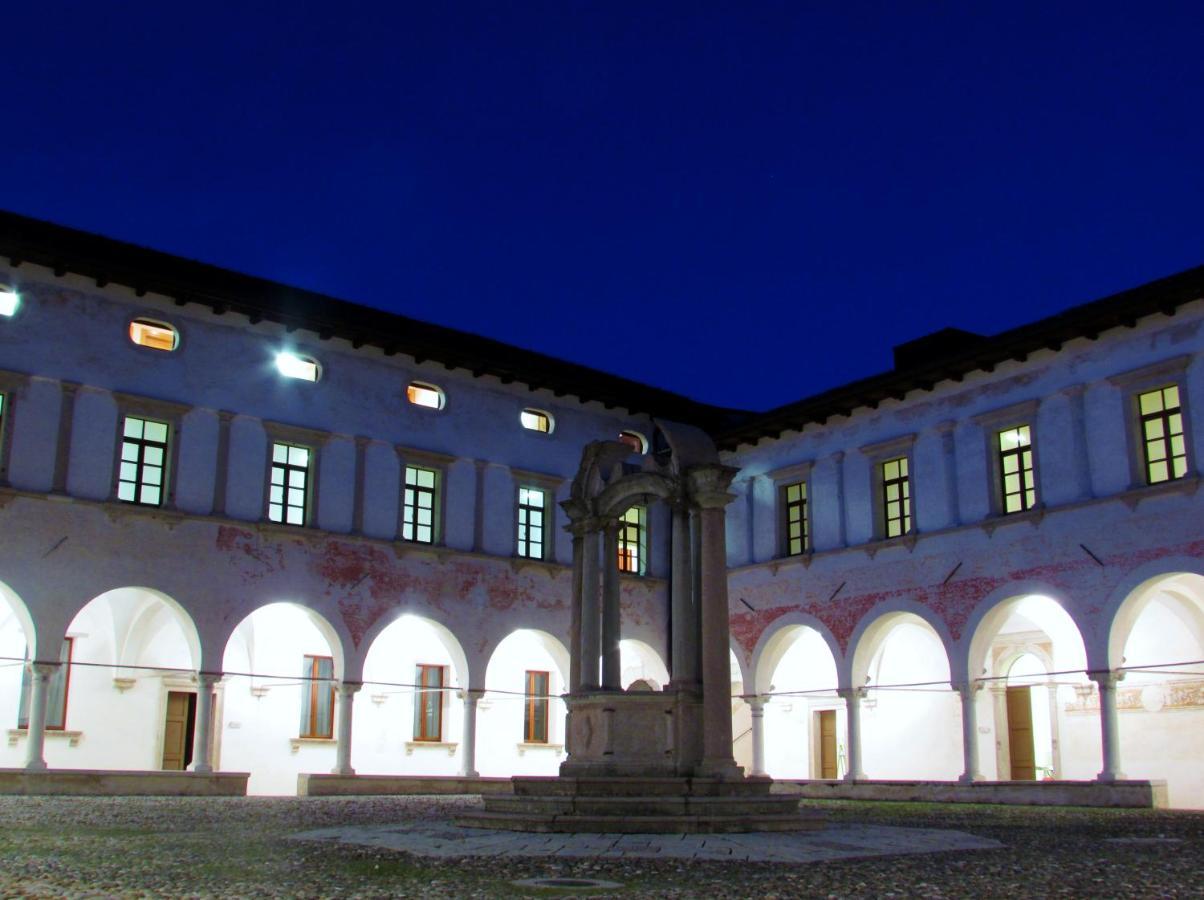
[
  {"x1": 964, "y1": 584, "x2": 1087, "y2": 687},
  {"x1": 1104, "y1": 559, "x2": 1204, "y2": 670},
  {"x1": 849, "y1": 601, "x2": 954, "y2": 690},
  {"x1": 219, "y1": 601, "x2": 348, "y2": 681},
  {"x1": 595, "y1": 472, "x2": 677, "y2": 520},
  {"x1": 619, "y1": 638, "x2": 670, "y2": 691},
  {"x1": 484, "y1": 628, "x2": 571, "y2": 688},
  {"x1": 0, "y1": 577, "x2": 36, "y2": 660},
  {"x1": 358, "y1": 610, "x2": 471, "y2": 690},
  {"x1": 70, "y1": 586, "x2": 202, "y2": 673},
  {"x1": 751, "y1": 612, "x2": 843, "y2": 697}
]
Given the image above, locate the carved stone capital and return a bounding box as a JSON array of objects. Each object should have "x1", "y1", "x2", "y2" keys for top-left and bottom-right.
[{"x1": 687, "y1": 465, "x2": 739, "y2": 509}]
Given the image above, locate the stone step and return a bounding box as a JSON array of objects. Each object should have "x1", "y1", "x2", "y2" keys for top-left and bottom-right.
[
  {"x1": 482, "y1": 793, "x2": 801, "y2": 817},
  {"x1": 510, "y1": 776, "x2": 774, "y2": 799},
  {"x1": 456, "y1": 810, "x2": 825, "y2": 834}
]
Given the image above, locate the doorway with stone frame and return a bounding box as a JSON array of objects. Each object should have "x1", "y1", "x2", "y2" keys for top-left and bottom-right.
[{"x1": 161, "y1": 690, "x2": 196, "y2": 770}]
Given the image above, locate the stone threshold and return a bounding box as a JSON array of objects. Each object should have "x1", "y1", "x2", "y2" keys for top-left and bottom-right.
[
  {"x1": 298, "y1": 773, "x2": 514, "y2": 796},
  {"x1": 776, "y1": 778, "x2": 1168, "y2": 808},
  {"x1": 0, "y1": 768, "x2": 249, "y2": 796}
]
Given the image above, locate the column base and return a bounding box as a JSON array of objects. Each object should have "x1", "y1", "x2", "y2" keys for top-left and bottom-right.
[
  {"x1": 187, "y1": 764, "x2": 214, "y2": 774},
  {"x1": 1096, "y1": 771, "x2": 1126, "y2": 783},
  {"x1": 460, "y1": 769, "x2": 480, "y2": 778},
  {"x1": 23, "y1": 760, "x2": 47, "y2": 772},
  {"x1": 331, "y1": 766, "x2": 357, "y2": 777},
  {"x1": 958, "y1": 773, "x2": 985, "y2": 784}
]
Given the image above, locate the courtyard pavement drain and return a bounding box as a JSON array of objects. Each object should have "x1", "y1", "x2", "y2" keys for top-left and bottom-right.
[{"x1": 291, "y1": 821, "x2": 1003, "y2": 863}]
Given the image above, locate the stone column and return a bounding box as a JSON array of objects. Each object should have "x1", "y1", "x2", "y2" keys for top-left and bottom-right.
[
  {"x1": 332, "y1": 682, "x2": 361, "y2": 776},
  {"x1": 669, "y1": 502, "x2": 696, "y2": 687},
  {"x1": 188, "y1": 673, "x2": 220, "y2": 774},
  {"x1": 1090, "y1": 671, "x2": 1125, "y2": 781},
  {"x1": 579, "y1": 524, "x2": 601, "y2": 690},
  {"x1": 957, "y1": 682, "x2": 983, "y2": 783},
  {"x1": 838, "y1": 687, "x2": 867, "y2": 781},
  {"x1": 460, "y1": 689, "x2": 482, "y2": 777},
  {"x1": 22, "y1": 662, "x2": 58, "y2": 771},
  {"x1": 600, "y1": 521, "x2": 622, "y2": 691},
  {"x1": 690, "y1": 465, "x2": 739, "y2": 777},
  {"x1": 748, "y1": 696, "x2": 767, "y2": 777},
  {"x1": 568, "y1": 529, "x2": 584, "y2": 693}
]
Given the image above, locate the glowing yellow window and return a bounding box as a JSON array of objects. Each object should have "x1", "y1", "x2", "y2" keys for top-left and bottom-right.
[
  {"x1": 129, "y1": 319, "x2": 178, "y2": 351},
  {"x1": 407, "y1": 382, "x2": 444, "y2": 409},
  {"x1": 520, "y1": 409, "x2": 552, "y2": 433}
]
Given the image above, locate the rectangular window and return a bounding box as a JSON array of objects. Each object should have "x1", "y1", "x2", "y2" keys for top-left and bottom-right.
[
  {"x1": 1138, "y1": 385, "x2": 1189, "y2": 484},
  {"x1": 18, "y1": 638, "x2": 73, "y2": 730},
  {"x1": 269, "y1": 442, "x2": 311, "y2": 526},
  {"x1": 299, "y1": 655, "x2": 334, "y2": 739},
  {"x1": 781, "y1": 481, "x2": 808, "y2": 555},
  {"x1": 998, "y1": 425, "x2": 1037, "y2": 513},
  {"x1": 117, "y1": 416, "x2": 169, "y2": 507},
  {"x1": 524, "y1": 670, "x2": 550, "y2": 743},
  {"x1": 882, "y1": 457, "x2": 912, "y2": 538},
  {"x1": 402, "y1": 465, "x2": 438, "y2": 544},
  {"x1": 413, "y1": 664, "x2": 444, "y2": 741},
  {"x1": 516, "y1": 486, "x2": 547, "y2": 559},
  {"x1": 617, "y1": 505, "x2": 647, "y2": 574}
]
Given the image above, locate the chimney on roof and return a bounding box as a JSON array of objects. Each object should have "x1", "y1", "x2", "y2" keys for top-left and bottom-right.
[{"x1": 892, "y1": 327, "x2": 986, "y2": 370}]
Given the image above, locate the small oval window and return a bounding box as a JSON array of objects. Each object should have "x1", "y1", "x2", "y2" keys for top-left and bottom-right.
[
  {"x1": 129, "y1": 318, "x2": 179, "y2": 351},
  {"x1": 520, "y1": 408, "x2": 553, "y2": 433},
  {"x1": 407, "y1": 381, "x2": 445, "y2": 409},
  {"x1": 275, "y1": 352, "x2": 321, "y2": 382},
  {"x1": 618, "y1": 430, "x2": 648, "y2": 454}
]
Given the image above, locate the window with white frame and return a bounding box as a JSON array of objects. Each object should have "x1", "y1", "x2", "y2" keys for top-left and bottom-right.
[
  {"x1": 516, "y1": 486, "x2": 547, "y2": 559},
  {"x1": 781, "y1": 481, "x2": 808, "y2": 555},
  {"x1": 524, "y1": 670, "x2": 550, "y2": 743},
  {"x1": 117, "y1": 415, "x2": 170, "y2": 507},
  {"x1": 1137, "y1": 385, "x2": 1189, "y2": 484},
  {"x1": 997, "y1": 424, "x2": 1037, "y2": 513},
  {"x1": 269, "y1": 442, "x2": 312, "y2": 526},
  {"x1": 617, "y1": 505, "x2": 646, "y2": 574},
  {"x1": 402, "y1": 465, "x2": 439, "y2": 544},
  {"x1": 881, "y1": 456, "x2": 912, "y2": 538}
]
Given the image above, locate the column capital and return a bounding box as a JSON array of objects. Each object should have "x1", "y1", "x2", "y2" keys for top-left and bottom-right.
[
  {"x1": 837, "y1": 686, "x2": 869, "y2": 702},
  {"x1": 687, "y1": 464, "x2": 739, "y2": 509},
  {"x1": 745, "y1": 695, "x2": 767, "y2": 713},
  {"x1": 29, "y1": 661, "x2": 59, "y2": 678},
  {"x1": 955, "y1": 680, "x2": 984, "y2": 698},
  {"x1": 1088, "y1": 669, "x2": 1125, "y2": 690},
  {"x1": 336, "y1": 681, "x2": 363, "y2": 697},
  {"x1": 195, "y1": 671, "x2": 222, "y2": 688}
]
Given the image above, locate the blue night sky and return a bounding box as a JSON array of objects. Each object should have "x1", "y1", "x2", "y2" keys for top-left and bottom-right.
[{"x1": 5, "y1": 3, "x2": 1202, "y2": 410}]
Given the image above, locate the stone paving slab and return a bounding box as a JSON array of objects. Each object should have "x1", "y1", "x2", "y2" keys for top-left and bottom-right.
[{"x1": 291, "y1": 821, "x2": 1002, "y2": 863}]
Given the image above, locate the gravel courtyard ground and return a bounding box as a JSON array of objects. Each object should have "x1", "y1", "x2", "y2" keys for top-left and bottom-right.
[{"x1": 0, "y1": 794, "x2": 1200, "y2": 898}]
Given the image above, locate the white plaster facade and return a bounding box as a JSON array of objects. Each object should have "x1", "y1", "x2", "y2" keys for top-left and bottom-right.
[{"x1": 0, "y1": 218, "x2": 1201, "y2": 805}]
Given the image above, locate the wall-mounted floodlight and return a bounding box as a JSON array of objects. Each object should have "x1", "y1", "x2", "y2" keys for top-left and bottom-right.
[
  {"x1": 275, "y1": 352, "x2": 320, "y2": 382},
  {"x1": 0, "y1": 288, "x2": 20, "y2": 317}
]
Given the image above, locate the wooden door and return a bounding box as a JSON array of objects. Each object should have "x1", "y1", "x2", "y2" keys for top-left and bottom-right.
[
  {"x1": 818, "y1": 709, "x2": 838, "y2": 779},
  {"x1": 1006, "y1": 686, "x2": 1036, "y2": 780},
  {"x1": 161, "y1": 691, "x2": 196, "y2": 770}
]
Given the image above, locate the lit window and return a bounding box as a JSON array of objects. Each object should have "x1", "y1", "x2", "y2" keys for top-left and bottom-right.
[
  {"x1": 300, "y1": 655, "x2": 334, "y2": 739},
  {"x1": 0, "y1": 287, "x2": 19, "y2": 317},
  {"x1": 882, "y1": 457, "x2": 912, "y2": 538},
  {"x1": 524, "y1": 670, "x2": 550, "y2": 743},
  {"x1": 406, "y1": 382, "x2": 444, "y2": 409},
  {"x1": 276, "y1": 352, "x2": 320, "y2": 382},
  {"x1": 1138, "y1": 385, "x2": 1189, "y2": 484},
  {"x1": 117, "y1": 416, "x2": 169, "y2": 507},
  {"x1": 517, "y1": 486, "x2": 547, "y2": 559},
  {"x1": 414, "y1": 664, "x2": 445, "y2": 741},
  {"x1": 782, "y1": 482, "x2": 808, "y2": 555},
  {"x1": 520, "y1": 409, "x2": 553, "y2": 433},
  {"x1": 129, "y1": 318, "x2": 179, "y2": 351},
  {"x1": 269, "y1": 442, "x2": 311, "y2": 526},
  {"x1": 998, "y1": 425, "x2": 1037, "y2": 513},
  {"x1": 18, "y1": 638, "x2": 73, "y2": 730},
  {"x1": 618, "y1": 430, "x2": 648, "y2": 454},
  {"x1": 617, "y1": 505, "x2": 646, "y2": 574},
  {"x1": 402, "y1": 465, "x2": 438, "y2": 543}
]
